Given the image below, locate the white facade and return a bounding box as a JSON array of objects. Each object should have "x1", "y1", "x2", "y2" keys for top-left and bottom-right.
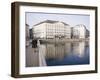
[
  {"x1": 33, "y1": 23, "x2": 46, "y2": 38},
  {"x1": 65, "y1": 25, "x2": 71, "y2": 38},
  {"x1": 72, "y1": 24, "x2": 86, "y2": 38},
  {"x1": 33, "y1": 20, "x2": 71, "y2": 39}
]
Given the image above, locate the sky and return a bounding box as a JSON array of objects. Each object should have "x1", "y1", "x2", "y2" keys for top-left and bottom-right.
[{"x1": 26, "y1": 12, "x2": 90, "y2": 30}]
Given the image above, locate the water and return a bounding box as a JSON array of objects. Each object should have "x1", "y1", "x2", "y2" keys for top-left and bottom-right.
[{"x1": 40, "y1": 41, "x2": 89, "y2": 66}]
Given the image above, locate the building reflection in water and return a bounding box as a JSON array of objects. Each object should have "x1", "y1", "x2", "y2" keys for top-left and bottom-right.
[
  {"x1": 26, "y1": 41, "x2": 89, "y2": 67},
  {"x1": 72, "y1": 42, "x2": 85, "y2": 57},
  {"x1": 39, "y1": 41, "x2": 89, "y2": 66},
  {"x1": 40, "y1": 42, "x2": 87, "y2": 59},
  {"x1": 45, "y1": 44, "x2": 66, "y2": 60}
]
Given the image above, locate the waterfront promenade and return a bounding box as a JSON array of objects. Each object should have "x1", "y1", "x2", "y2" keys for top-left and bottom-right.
[
  {"x1": 26, "y1": 43, "x2": 47, "y2": 67},
  {"x1": 40, "y1": 38, "x2": 89, "y2": 44},
  {"x1": 26, "y1": 45, "x2": 39, "y2": 67}
]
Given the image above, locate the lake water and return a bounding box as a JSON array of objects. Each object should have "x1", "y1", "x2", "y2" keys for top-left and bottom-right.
[{"x1": 39, "y1": 41, "x2": 89, "y2": 66}]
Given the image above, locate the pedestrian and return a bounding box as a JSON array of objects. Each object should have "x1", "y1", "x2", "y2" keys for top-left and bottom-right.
[{"x1": 32, "y1": 39, "x2": 37, "y2": 48}]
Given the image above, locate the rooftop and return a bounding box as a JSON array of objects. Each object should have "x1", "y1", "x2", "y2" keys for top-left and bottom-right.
[{"x1": 33, "y1": 20, "x2": 69, "y2": 26}]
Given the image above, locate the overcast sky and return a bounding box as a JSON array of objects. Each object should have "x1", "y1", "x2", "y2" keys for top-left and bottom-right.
[{"x1": 26, "y1": 12, "x2": 90, "y2": 30}]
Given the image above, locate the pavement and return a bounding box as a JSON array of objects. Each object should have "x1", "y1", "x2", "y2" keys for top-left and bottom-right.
[
  {"x1": 26, "y1": 44, "x2": 47, "y2": 67},
  {"x1": 26, "y1": 45, "x2": 39, "y2": 67}
]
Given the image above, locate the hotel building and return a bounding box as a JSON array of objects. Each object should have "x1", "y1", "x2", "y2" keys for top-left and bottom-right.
[
  {"x1": 32, "y1": 20, "x2": 71, "y2": 39},
  {"x1": 72, "y1": 24, "x2": 86, "y2": 39}
]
